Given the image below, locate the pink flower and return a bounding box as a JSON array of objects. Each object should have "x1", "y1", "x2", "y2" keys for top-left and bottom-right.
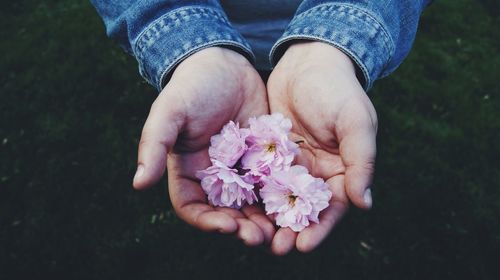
[
  {"x1": 260, "y1": 165, "x2": 332, "y2": 232},
  {"x1": 241, "y1": 113, "x2": 299, "y2": 176},
  {"x1": 196, "y1": 160, "x2": 257, "y2": 209},
  {"x1": 208, "y1": 121, "x2": 249, "y2": 167}
]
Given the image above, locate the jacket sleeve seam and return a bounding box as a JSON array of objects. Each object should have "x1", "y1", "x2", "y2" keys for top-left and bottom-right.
[
  {"x1": 133, "y1": 6, "x2": 230, "y2": 58},
  {"x1": 295, "y1": 3, "x2": 395, "y2": 62},
  {"x1": 270, "y1": 2, "x2": 397, "y2": 90}
]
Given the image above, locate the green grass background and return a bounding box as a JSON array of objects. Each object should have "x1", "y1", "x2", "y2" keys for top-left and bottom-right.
[{"x1": 1, "y1": 0, "x2": 499, "y2": 279}]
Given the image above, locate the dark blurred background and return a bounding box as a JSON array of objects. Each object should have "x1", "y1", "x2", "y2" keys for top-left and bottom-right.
[{"x1": 1, "y1": 0, "x2": 499, "y2": 279}]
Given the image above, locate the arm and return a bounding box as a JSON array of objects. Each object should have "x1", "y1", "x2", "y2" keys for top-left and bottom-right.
[
  {"x1": 90, "y1": 0, "x2": 254, "y2": 90},
  {"x1": 91, "y1": 1, "x2": 274, "y2": 246},
  {"x1": 267, "y1": 0, "x2": 430, "y2": 254}
]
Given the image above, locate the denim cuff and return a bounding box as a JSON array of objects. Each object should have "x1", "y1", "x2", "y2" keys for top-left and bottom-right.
[
  {"x1": 270, "y1": 3, "x2": 394, "y2": 91},
  {"x1": 133, "y1": 6, "x2": 254, "y2": 91}
]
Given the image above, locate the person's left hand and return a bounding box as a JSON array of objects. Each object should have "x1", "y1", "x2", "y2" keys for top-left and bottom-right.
[{"x1": 266, "y1": 41, "x2": 378, "y2": 255}]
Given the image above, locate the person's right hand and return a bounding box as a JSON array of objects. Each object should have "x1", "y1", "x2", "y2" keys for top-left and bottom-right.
[{"x1": 133, "y1": 47, "x2": 275, "y2": 246}]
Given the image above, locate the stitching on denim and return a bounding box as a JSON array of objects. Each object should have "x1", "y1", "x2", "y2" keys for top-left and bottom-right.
[
  {"x1": 136, "y1": 10, "x2": 229, "y2": 56},
  {"x1": 269, "y1": 3, "x2": 399, "y2": 90},
  {"x1": 134, "y1": 6, "x2": 230, "y2": 58},
  {"x1": 157, "y1": 40, "x2": 254, "y2": 91},
  {"x1": 294, "y1": 3, "x2": 394, "y2": 59},
  {"x1": 130, "y1": 5, "x2": 254, "y2": 89}
]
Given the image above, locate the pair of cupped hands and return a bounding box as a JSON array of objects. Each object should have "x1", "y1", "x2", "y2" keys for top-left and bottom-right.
[{"x1": 132, "y1": 41, "x2": 378, "y2": 255}]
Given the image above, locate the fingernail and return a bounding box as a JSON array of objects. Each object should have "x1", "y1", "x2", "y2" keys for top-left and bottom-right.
[
  {"x1": 363, "y1": 188, "x2": 372, "y2": 208},
  {"x1": 134, "y1": 165, "x2": 144, "y2": 182}
]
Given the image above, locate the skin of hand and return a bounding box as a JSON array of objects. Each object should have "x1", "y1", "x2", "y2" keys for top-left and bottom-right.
[
  {"x1": 132, "y1": 47, "x2": 276, "y2": 246},
  {"x1": 266, "y1": 41, "x2": 378, "y2": 255}
]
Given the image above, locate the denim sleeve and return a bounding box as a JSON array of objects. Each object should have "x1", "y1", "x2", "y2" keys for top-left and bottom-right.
[
  {"x1": 90, "y1": 0, "x2": 254, "y2": 91},
  {"x1": 270, "y1": 0, "x2": 432, "y2": 90}
]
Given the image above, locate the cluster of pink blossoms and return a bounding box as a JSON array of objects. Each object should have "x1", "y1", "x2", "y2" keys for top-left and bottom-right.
[{"x1": 196, "y1": 113, "x2": 332, "y2": 232}]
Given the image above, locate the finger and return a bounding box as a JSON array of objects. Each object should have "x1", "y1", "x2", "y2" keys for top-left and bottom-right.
[
  {"x1": 339, "y1": 124, "x2": 376, "y2": 209},
  {"x1": 271, "y1": 227, "x2": 297, "y2": 256},
  {"x1": 195, "y1": 209, "x2": 239, "y2": 233},
  {"x1": 173, "y1": 192, "x2": 238, "y2": 233},
  {"x1": 168, "y1": 155, "x2": 237, "y2": 233},
  {"x1": 296, "y1": 175, "x2": 348, "y2": 252},
  {"x1": 235, "y1": 218, "x2": 265, "y2": 246},
  {"x1": 217, "y1": 206, "x2": 267, "y2": 246},
  {"x1": 242, "y1": 205, "x2": 276, "y2": 244},
  {"x1": 216, "y1": 207, "x2": 246, "y2": 219},
  {"x1": 133, "y1": 91, "x2": 185, "y2": 190}
]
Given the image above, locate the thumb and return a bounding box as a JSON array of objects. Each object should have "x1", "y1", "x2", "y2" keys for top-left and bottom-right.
[
  {"x1": 133, "y1": 92, "x2": 184, "y2": 190},
  {"x1": 339, "y1": 125, "x2": 376, "y2": 209}
]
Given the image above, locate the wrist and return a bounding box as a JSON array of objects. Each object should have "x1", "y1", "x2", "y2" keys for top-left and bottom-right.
[
  {"x1": 280, "y1": 41, "x2": 357, "y2": 79},
  {"x1": 172, "y1": 46, "x2": 251, "y2": 77}
]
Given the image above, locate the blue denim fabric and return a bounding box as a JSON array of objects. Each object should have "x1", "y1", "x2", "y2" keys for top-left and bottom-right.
[
  {"x1": 91, "y1": 0, "x2": 430, "y2": 91},
  {"x1": 270, "y1": 0, "x2": 432, "y2": 90},
  {"x1": 90, "y1": 0, "x2": 254, "y2": 91}
]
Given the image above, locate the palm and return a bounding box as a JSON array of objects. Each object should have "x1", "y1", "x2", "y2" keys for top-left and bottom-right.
[
  {"x1": 135, "y1": 48, "x2": 274, "y2": 245},
  {"x1": 266, "y1": 42, "x2": 377, "y2": 254}
]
